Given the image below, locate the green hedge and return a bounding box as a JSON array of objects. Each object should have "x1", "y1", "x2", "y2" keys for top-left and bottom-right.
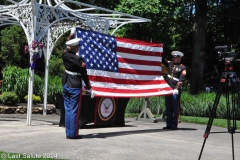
[
  {"x1": 126, "y1": 97, "x2": 165, "y2": 115},
  {"x1": 181, "y1": 92, "x2": 240, "y2": 119},
  {"x1": 2, "y1": 66, "x2": 62, "y2": 104},
  {"x1": 126, "y1": 92, "x2": 240, "y2": 119},
  {"x1": 2, "y1": 66, "x2": 30, "y2": 101}
]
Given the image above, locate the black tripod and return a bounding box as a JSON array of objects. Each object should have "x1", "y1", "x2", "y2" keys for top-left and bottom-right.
[{"x1": 198, "y1": 70, "x2": 240, "y2": 160}]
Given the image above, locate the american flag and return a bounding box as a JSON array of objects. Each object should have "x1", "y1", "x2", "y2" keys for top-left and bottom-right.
[{"x1": 77, "y1": 28, "x2": 173, "y2": 97}]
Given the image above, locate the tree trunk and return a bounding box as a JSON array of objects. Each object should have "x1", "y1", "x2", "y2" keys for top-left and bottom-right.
[{"x1": 190, "y1": 0, "x2": 207, "y2": 94}]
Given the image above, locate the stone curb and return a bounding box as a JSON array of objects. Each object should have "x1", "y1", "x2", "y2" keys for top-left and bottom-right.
[{"x1": 0, "y1": 103, "x2": 56, "y2": 114}]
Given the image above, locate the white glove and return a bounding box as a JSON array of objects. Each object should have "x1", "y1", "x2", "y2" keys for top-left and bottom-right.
[
  {"x1": 90, "y1": 89, "x2": 95, "y2": 98},
  {"x1": 82, "y1": 80, "x2": 86, "y2": 91},
  {"x1": 173, "y1": 89, "x2": 179, "y2": 95}
]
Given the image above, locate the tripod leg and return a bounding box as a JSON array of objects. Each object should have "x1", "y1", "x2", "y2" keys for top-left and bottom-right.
[
  {"x1": 226, "y1": 81, "x2": 235, "y2": 160},
  {"x1": 198, "y1": 82, "x2": 224, "y2": 160},
  {"x1": 231, "y1": 134, "x2": 235, "y2": 160},
  {"x1": 228, "y1": 78, "x2": 240, "y2": 160},
  {"x1": 198, "y1": 138, "x2": 207, "y2": 160}
]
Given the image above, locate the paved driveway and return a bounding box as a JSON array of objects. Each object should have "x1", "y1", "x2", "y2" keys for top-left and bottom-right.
[{"x1": 0, "y1": 114, "x2": 240, "y2": 160}]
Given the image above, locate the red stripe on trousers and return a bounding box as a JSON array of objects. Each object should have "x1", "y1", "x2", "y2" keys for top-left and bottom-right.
[
  {"x1": 176, "y1": 96, "x2": 180, "y2": 127},
  {"x1": 75, "y1": 89, "x2": 82, "y2": 136}
]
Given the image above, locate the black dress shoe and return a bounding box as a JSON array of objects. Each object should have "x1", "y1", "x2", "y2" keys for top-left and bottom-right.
[
  {"x1": 59, "y1": 124, "x2": 65, "y2": 127},
  {"x1": 171, "y1": 127, "x2": 177, "y2": 130},
  {"x1": 66, "y1": 135, "x2": 83, "y2": 139},
  {"x1": 163, "y1": 126, "x2": 171, "y2": 129}
]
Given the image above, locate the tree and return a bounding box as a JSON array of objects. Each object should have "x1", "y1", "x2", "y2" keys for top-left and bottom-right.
[
  {"x1": 115, "y1": 0, "x2": 192, "y2": 59},
  {"x1": 190, "y1": 0, "x2": 240, "y2": 92},
  {"x1": 0, "y1": 25, "x2": 29, "y2": 68},
  {"x1": 78, "y1": 0, "x2": 120, "y2": 10},
  {"x1": 190, "y1": 0, "x2": 207, "y2": 94}
]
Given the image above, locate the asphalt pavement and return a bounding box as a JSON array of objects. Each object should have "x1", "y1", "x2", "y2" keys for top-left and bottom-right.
[{"x1": 0, "y1": 114, "x2": 240, "y2": 160}]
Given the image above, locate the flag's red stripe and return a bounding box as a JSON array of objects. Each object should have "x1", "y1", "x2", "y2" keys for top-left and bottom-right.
[
  {"x1": 116, "y1": 37, "x2": 163, "y2": 47},
  {"x1": 117, "y1": 47, "x2": 162, "y2": 57},
  {"x1": 92, "y1": 87, "x2": 173, "y2": 94},
  {"x1": 118, "y1": 68, "x2": 161, "y2": 75},
  {"x1": 88, "y1": 75, "x2": 166, "y2": 85},
  {"x1": 93, "y1": 93, "x2": 172, "y2": 98},
  {"x1": 118, "y1": 57, "x2": 161, "y2": 66}
]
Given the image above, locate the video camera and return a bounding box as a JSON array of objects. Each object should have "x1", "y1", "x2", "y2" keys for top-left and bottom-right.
[{"x1": 215, "y1": 45, "x2": 236, "y2": 61}]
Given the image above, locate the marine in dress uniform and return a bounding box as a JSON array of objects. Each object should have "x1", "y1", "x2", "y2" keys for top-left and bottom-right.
[
  {"x1": 62, "y1": 38, "x2": 91, "y2": 139},
  {"x1": 162, "y1": 51, "x2": 186, "y2": 130}
]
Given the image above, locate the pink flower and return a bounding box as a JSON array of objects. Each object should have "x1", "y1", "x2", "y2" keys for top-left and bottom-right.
[
  {"x1": 38, "y1": 42, "x2": 43, "y2": 48},
  {"x1": 26, "y1": 40, "x2": 44, "y2": 53},
  {"x1": 32, "y1": 40, "x2": 36, "y2": 49},
  {"x1": 24, "y1": 45, "x2": 29, "y2": 54}
]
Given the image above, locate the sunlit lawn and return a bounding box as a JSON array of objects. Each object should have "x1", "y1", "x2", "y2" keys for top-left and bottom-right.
[{"x1": 125, "y1": 113, "x2": 240, "y2": 130}]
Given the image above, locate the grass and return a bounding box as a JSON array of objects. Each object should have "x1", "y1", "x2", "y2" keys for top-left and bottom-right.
[
  {"x1": 125, "y1": 113, "x2": 240, "y2": 130},
  {"x1": 180, "y1": 116, "x2": 240, "y2": 130}
]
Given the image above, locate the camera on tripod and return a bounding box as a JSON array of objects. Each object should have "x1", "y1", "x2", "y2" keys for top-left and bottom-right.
[{"x1": 215, "y1": 45, "x2": 236, "y2": 61}]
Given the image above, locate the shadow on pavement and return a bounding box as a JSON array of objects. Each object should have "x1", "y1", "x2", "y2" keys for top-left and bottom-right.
[
  {"x1": 0, "y1": 119, "x2": 20, "y2": 121},
  {"x1": 82, "y1": 127, "x2": 197, "y2": 139}
]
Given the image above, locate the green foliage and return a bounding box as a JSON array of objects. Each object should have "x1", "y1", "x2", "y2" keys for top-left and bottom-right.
[
  {"x1": 115, "y1": 0, "x2": 191, "y2": 56},
  {"x1": 181, "y1": 92, "x2": 214, "y2": 117},
  {"x1": 2, "y1": 65, "x2": 63, "y2": 103},
  {"x1": 47, "y1": 76, "x2": 62, "y2": 103},
  {"x1": 0, "y1": 92, "x2": 18, "y2": 105},
  {"x1": 126, "y1": 96, "x2": 165, "y2": 115},
  {"x1": 181, "y1": 116, "x2": 240, "y2": 130},
  {"x1": 2, "y1": 66, "x2": 28, "y2": 101},
  {"x1": 180, "y1": 91, "x2": 236, "y2": 119},
  {"x1": 32, "y1": 73, "x2": 44, "y2": 98},
  {"x1": 126, "y1": 91, "x2": 240, "y2": 120},
  {"x1": 2, "y1": 65, "x2": 44, "y2": 102},
  {"x1": 0, "y1": 25, "x2": 28, "y2": 68},
  {"x1": 80, "y1": 0, "x2": 120, "y2": 10},
  {"x1": 117, "y1": 0, "x2": 161, "y2": 15},
  {"x1": 24, "y1": 94, "x2": 42, "y2": 104},
  {"x1": 49, "y1": 55, "x2": 65, "y2": 77},
  {"x1": 126, "y1": 98, "x2": 144, "y2": 113}
]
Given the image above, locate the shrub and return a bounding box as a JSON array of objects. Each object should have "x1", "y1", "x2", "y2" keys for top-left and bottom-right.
[
  {"x1": 126, "y1": 96, "x2": 165, "y2": 115},
  {"x1": 2, "y1": 65, "x2": 43, "y2": 102},
  {"x1": 0, "y1": 92, "x2": 18, "y2": 105},
  {"x1": 126, "y1": 98, "x2": 143, "y2": 113},
  {"x1": 47, "y1": 76, "x2": 62, "y2": 103},
  {"x1": 24, "y1": 94, "x2": 42, "y2": 104},
  {"x1": 2, "y1": 66, "x2": 63, "y2": 104},
  {"x1": 125, "y1": 91, "x2": 240, "y2": 120},
  {"x1": 49, "y1": 55, "x2": 65, "y2": 77}
]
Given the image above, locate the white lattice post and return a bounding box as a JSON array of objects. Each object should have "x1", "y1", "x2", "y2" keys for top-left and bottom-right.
[
  {"x1": 43, "y1": 29, "x2": 51, "y2": 116},
  {"x1": 26, "y1": 0, "x2": 36, "y2": 125}
]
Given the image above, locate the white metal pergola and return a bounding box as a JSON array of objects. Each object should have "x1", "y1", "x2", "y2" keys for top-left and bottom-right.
[{"x1": 0, "y1": 0, "x2": 151, "y2": 125}]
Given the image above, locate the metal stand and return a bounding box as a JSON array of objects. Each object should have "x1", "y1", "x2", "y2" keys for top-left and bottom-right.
[
  {"x1": 136, "y1": 98, "x2": 157, "y2": 123},
  {"x1": 198, "y1": 71, "x2": 240, "y2": 160}
]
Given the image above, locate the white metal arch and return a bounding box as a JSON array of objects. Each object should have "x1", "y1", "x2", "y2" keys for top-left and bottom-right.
[
  {"x1": 41, "y1": 19, "x2": 92, "y2": 56},
  {"x1": 0, "y1": 0, "x2": 151, "y2": 125}
]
